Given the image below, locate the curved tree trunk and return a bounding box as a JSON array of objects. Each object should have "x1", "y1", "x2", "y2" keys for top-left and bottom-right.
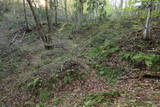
[{"x1": 26, "y1": 0, "x2": 53, "y2": 49}]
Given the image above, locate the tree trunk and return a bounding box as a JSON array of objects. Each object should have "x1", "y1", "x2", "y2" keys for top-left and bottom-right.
[
  {"x1": 94, "y1": 7, "x2": 98, "y2": 22},
  {"x1": 23, "y1": 0, "x2": 29, "y2": 30},
  {"x1": 50, "y1": 0, "x2": 53, "y2": 9},
  {"x1": 77, "y1": 0, "x2": 83, "y2": 30},
  {"x1": 54, "y1": 0, "x2": 58, "y2": 25},
  {"x1": 64, "y1": 0, "x2": 68, "y2": 21},
  {"x1": 143, "y1": 0, "x2": 152, "y2": 40},
  {"x1": 49, "y1": 0, "x2": 54, "y2": 25},
  {"x1": 26, "y1": 0, "x2": 52, "y2": 49},
  {"x1": 120, "y1": 0, "x2": 124, "y2": 15},
  {"x1": 45, "y1": 0, "x2": 52, "y2": 32},
  {"x1": 120, "y1": 0, "x2": 123, "y2": 8}
]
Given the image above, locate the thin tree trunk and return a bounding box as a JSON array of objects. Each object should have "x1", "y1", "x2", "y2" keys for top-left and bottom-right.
[
  {"x1": 77, "y1": 0, "x2": 83, "y2": 30},
  {"x1": 120, "y1": 0, "x2": 123, "y2": 8},
  {"x1": 23, "y1": 0, "x2": 29, "y2": 29},
  {"x1": 26, "y1": 0, "x2": 52, "y2": 49},
  {"x1": 64, "y1": 0, "x2": 68, "y2": 21},
  {"x1": 50, "y1": 0, "x2": 54, "y2": 24},
  {"x1": 50, "y1": 0, "x2": 53, "y2": 9},
  {"x1": 54, "y1": 0, "x2": 58, "y2": 24},
  {"x1": 94, "y1": 7, "x2": 98, "y2": 22},
  {"x1": 143, "y1": 0, "x2": 152, "y2": 40},
  {"x1": 120, "y1": 0, "x2": 124, "y2": 15},
  {"x1": 45, "y1": 0, "x2": 52, "y2": 32}
]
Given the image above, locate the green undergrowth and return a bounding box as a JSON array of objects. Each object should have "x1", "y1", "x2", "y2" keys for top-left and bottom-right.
[
  {"x1": 97, "y1": 66, "x2": 129, "y2": 83},
  {"x1": 25, "y1": 89, "x2": 49, "y2": 106},
  {"x1": 24, "y1": 69, "x2": 84, "y2": 101},
  {"x1": 1, "y1": 17, "x2": 160, "y2": 106},
  {"x1": 81, "y1": 91, "x2": 121, "y2": 107},
  {"x1": 52, "y1": 97, "x2": 65, "y2": 106},
  {"x1": 22, "y1": 68, "x2": 84, "y2": 106},
  {"x1": 81, "y1": 42, "x2": 123, "y2": 83},
  {"x1": 78, "y1": 21, "x2": 129, "y2": 83},
  {"x1": 0, "y1": 50, "x2": 23, "y2": 73},
  {"x1": 82, "y1": 37, "x2": 160, "y2": 82},
  {"x1": 24, "y1": 32, "x2": 38, "y2": 42},
  {"x1": 80, "y1": 19, "x2": 160, "y2": 83},
  {"x1": 63, "y1": 69, "x2": 84, "y2": 84},
  {"x1": 81, "y1": 43, "x2": 119, "y2": 61},
  {"x1": 119, "y1": 52, "x2": 160, "y2": 72},
  {"x1": 53, "y1": 22, "x2": 100, "y2": 37}
]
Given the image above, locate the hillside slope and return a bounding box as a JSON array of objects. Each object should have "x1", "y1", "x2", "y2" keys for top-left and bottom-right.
[{"x1": 0, "y1": 19, "x2": 160, "y2": 106}]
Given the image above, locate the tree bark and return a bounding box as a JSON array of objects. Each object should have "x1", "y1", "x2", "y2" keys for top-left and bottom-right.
[
  {"x1": 64, "y1": 0, "x2": 68, "y2": 21},
  {"x1": 50, "y1": 0, "x2": 53, "y2": 9},
  {"x1": 143, "y1": 0, "x2": 152, "y2": 40},
  {"x1": 54, "y1": 0, "x2": 58, "y2": 24},
  {"x1": 23, "y1": 0, "x2": 29, "y2": 30},
  {"x1": 45, "y1": 0, "x2": 52, "y2": 32},
  {"x1": 120, "y1": 0, "x2": 124, "y2": 15},
  {"x1": 49, "y1": 0, "x2": 54, "y2": 25},
  {"x1": 77, "y1": 0, "x2": 83, "y2": 30},
  {"x1": 120, "y1": 0, "x2": 123, "y2": 8},
  {"x1": 26, "y1": 0, "x2": 52, "y2": 49}
]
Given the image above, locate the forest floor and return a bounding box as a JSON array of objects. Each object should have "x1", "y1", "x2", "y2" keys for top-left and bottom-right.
[
  {"x1": 0, "y1": 18, "x2": 160, "y2": 107},
  {"x1": 0, "y1": 21, "x2": 13, "y2": 78},
  {"x1": 0, "y1": 21, "x2": 10, "y2": 54}
]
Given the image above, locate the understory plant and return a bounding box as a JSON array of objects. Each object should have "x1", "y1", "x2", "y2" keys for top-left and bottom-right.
[{"x1": 119, "y1": 52, "x2": 160, "y2": 72}]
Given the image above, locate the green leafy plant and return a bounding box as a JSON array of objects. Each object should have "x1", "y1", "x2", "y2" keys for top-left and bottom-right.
[
  {"x1": 63, "y1": 69, "x2": 84, "y2": 84},
  {"x1": 64, "y1": 76, "x2": 72, "y2": 84},
  {"x1": 66, "y1": 69, "x2": 77, "y2": 76},
  {"x1": 97, "y1": 67, "x2": 128, "y2": 83},
  {"x1": 119, "y1": 52, "x2": 160, "y2": 71},
  {"x1": 24, "y1": 101, "x2": 34, "y2": 106},
  {"x1": 82, "y1": 44, "x2": 119, "y2": 61},
  {"x1": 25, "y1": 89, "x2": 49, "y2": 107},
  {"x1": 24, "y1": 32, "x2": 37, "y2": 42},
  {"x1": 0, "y1": 54, "x2": 22, "y2": 73},
  {"x1": 27, "y1": 78, "x2": 42, "y2": 92},
  {"x1": 52, "y1": 97, "x2": 64, "y2": 105},
  {"x1": 39, "y1": 89, "x2": 49, "y2": 103},
  {"x1": 82, "y1": 91, "x2": 121, "y2": 106}
]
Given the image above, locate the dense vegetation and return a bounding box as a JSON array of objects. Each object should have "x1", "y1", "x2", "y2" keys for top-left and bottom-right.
[{"x1": 0, "y1": 0, "x2": 160, "y2": 106}]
